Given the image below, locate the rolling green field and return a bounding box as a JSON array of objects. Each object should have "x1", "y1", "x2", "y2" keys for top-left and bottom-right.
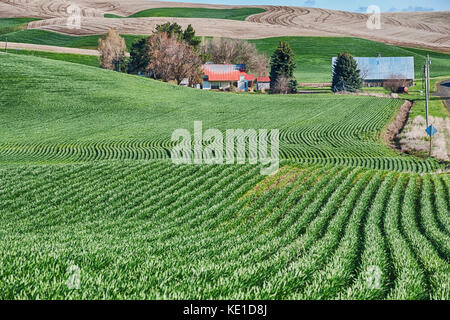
[
  {"x1": 1, "y1": 161, "x2": 448, "y2": 299},
  {"x1": 361, "y1": 78, "x2": 449, "y2": 119},
  {"x1": 6, "y1": 49, "x2": 99, "y2": 67},
  {"x1": 250, "y1": 37, "x2": 450, "y2": 82},
  {"x1": 0, "y1": 18, "x2": 40, "y2": 35},
  {"x1": 105, "y1": 7, "x2": 266, "y2": 20},
  {"x1": 0, "y1": 54, "x2": 449, "y2": 299},
  {"x1": 0, "y1": 30, "x2": 145, "y2": 50},
  {"x1": 0, "y1": 53, "x2": 441, "y2": 171}
]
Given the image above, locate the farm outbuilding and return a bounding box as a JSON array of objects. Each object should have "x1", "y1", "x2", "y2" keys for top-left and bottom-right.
[
  {"x1": 256, "y1": 77, "x2": 271, "y2": 91},
  {"x1": 332, "y1": 56, "x2": 415, "y2": 87}
]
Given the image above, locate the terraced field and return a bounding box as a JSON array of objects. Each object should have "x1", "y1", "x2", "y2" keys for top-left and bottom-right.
[{"x1": 1, "y1": 53, "x2": 449, "y2": 299}]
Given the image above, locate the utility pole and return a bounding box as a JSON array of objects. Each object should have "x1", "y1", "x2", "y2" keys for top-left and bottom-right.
[
  {"x1": 429, "y1": 125, "x2": 432, "y2": 157},
  {"x1": 425, "y1": 54, "x2": 430, "y2": 128},
  {"x1": 424, "y1": 54, "x2": 434, "y2": 157}
]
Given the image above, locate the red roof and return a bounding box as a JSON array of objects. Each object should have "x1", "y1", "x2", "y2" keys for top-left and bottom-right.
[
  {"x1": 244, "y1": 74, "x2": 255, "y2": 81},
  {"x1": 202, "y1": 64, "x2": 249, "y2": 82},
  {"x1": 204, "y1": 70, "x2": 242, "y2": 81},
  {"x1": 256, "y1": 77, "x2": 270, "y2": 82}
]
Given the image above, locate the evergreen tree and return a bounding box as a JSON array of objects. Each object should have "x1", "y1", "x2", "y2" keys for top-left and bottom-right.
[
  {"x1": 183, "y1": 24, "x2": 201, "y2": 48},
  {"x1": 127, "y1": 38, "x2": 151, "y2": 74},
  {"x1": 332, "y1": 52, "x2": 362, "y2": 92},
  {"x1": 155, "y1": 22, "x2": 183, "y2": 39},
  {"x1": 269, "y1": 41, "x2": 297, "y2": 93}
]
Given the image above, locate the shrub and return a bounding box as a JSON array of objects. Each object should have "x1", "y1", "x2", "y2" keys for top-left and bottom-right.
[{"x1": 383, "y1": 75, "x2": 408, "y2": 93}]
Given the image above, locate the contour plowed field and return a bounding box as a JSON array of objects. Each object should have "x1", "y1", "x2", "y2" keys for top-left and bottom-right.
[
  {"x1": 1, "y1": 161, "x2": 449, "y2": 299},
  {"x1": 1, "y1": 0, "x2": 449, "y2": 51},
  {"x1": 0, "y1": 54, "x2": 442, "y2": 172}
]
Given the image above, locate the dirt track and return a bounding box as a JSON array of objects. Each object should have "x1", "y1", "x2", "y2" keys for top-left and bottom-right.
[
  {"x1": 1, "y1": 0, "x2": 450, "y2": 52},
  {"x1": 0, "y1": 41, "x2": 100, "y2": 55}
]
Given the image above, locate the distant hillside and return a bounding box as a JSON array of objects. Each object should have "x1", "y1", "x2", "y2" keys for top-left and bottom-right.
[
  {"x1": 2, "y1": 0, "x2": 448, "y2": 52},
  {"x1": 2, "y1": 28, "x2": 449, "y2": 83}
]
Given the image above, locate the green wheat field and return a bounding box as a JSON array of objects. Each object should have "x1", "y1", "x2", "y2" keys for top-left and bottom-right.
[{"x1": 1, "y1": 52, "x2": 449, "y2": 299}]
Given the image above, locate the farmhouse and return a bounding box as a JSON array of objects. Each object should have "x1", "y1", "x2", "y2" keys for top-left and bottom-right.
[
  {"x1": 201, "y1": 64, "x2": 262, "y2": 92},
  {"x1": 332, "y1": 56, "x2": 415, "y2": 87}
]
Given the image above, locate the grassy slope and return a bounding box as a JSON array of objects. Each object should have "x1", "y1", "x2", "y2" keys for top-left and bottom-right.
[
  {"x1": 250, "y1": 37, "x2": 450, "y2": 83},
  {"x1": 0, "y1": 30, "x2": 144, "y2": 50},
  {"x1": 6, "y1": 49, "x2": 99, "y2": 67},
  {"x1": 0, "y1": 53, "x2": 440, "y2": 172},
  {"x1": 105, "y1": 7, "x2": 266, "y2": 20},
  {"x1": 0, "y1": 18, "x2": 40, "y2": 28},
  {"x1": 0, "y1": 54, "x2": 448, "y2": 300},
  {"x1": 362, "y1": 78, "x2": 449, "y2": 119},
  {"x1": 0, "y1": 17, "x2": 40, "y2": 35}
]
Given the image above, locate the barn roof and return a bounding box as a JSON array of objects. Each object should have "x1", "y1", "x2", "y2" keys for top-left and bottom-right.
[
  {"x1": 245, "y1": 74, "x2": 255, "y2": 81},
  {"x1": 202, "y1": 64, "x2": 247, "y2": 82},
  {"x1": 332, "y1": 57, "x2": 415, "y2": 80},
  {"x1": 256, "y1": 76, "x2": 271, "y2": 82}
]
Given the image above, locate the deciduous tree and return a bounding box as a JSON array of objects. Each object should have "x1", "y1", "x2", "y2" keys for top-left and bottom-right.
[
  {"x1": 98, "y1": 29, "x2": 126, "y2": 71},
  {"x1": 147, "y1": 32, "x2": 202, "y2": 86},
  {"x1": 202, "y1": 38, "x2": 268, "y2": 77}
]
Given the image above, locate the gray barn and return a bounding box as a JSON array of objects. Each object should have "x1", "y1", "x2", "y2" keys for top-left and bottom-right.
[{"x1": 332, "y1": 56, "x2": 415, "y2": 87}]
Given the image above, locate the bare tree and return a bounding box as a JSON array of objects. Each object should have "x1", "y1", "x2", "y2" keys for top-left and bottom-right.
[
  {"x1": 273, "y1": 75, "x2": 291, "y2": 94},
  {"x1": 147, "y1": 32, "x2": 202, "y2": 86},
  {"x1": 98, "y1": 29, "x2": 126, "y2": 71},
  {"x1": 383, "y1": 74, "x2": 408, "y2": 93},
  {"x1": 360, "y1": 66, "x2": 369, "y2": 81},
  {"x1": 202, "y1": 38, "x2": 268, "y2": 76}
]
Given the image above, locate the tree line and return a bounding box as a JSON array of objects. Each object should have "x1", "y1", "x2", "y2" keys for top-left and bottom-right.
[
  {"x1": 97, "y1": 23, "x2": 301, "y2": 94},
  {"x1": 98, "y1": 23, "x2": 364, "y2": 94}
]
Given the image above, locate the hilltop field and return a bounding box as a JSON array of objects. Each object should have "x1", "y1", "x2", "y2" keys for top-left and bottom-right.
[
  {"x1": 1, "y1": 0, "x2": 449, "y2": 52},
  {"x1": 0, "y1": 1, "x2": 449, "y2": 300}
]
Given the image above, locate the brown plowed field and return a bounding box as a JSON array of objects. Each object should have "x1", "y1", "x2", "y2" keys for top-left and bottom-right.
[{"x1": 1, "y1": 0, "x2": 449, "y2": 52}]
